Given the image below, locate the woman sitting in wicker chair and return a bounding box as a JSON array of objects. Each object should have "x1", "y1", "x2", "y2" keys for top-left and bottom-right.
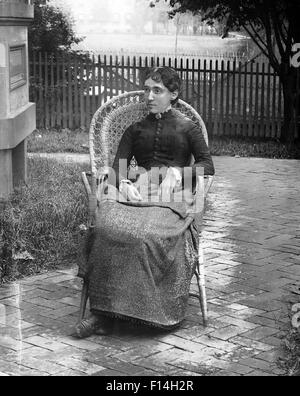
[{"x1": 75, "y1": 67, "x2": 215, "y2": 338}]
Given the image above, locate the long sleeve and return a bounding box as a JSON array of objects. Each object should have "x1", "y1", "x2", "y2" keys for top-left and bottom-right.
[
  {"x1": 188, "y1": 124, "x2": 215, "y2": 177},
  {"x1": 111, "y1": 125, "x2": 135, "y2": 188},
  {"x1": 172, "y1": 122, "x2": 215, "y2": 191}
]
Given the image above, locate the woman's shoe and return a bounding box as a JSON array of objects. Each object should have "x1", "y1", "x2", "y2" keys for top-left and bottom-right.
[{"x1": 74, "y1": 315, "x2": 100, "y2": 339}]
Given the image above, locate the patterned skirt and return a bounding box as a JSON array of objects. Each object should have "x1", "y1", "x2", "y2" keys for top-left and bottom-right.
[{"x1": 80, "y1": 182, "x2": 199, "y2": 329}]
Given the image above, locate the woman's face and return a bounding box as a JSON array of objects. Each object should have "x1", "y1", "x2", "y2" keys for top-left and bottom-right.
[{"x1": 144, "y1": 77, "x2": 178, "y2": 114}]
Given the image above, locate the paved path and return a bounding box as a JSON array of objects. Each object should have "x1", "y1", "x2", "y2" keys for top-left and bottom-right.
[
  {"x1": 28, "y1": 152, "x2": 90, "y2": 164},
  {"x1": 1, "y1": 156, "x2": 300, "y2": 376}
]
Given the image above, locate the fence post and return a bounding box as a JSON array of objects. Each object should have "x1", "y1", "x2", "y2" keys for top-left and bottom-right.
[
  {"x1": 248, "y1": 61, "x2": 253, "y2": 137},
  {"x1": 271, "y1": 65, "x2": 277, "y2": 138},
  {"x1": 56, "y1": 52, "x2": 62, "y2": 128},
  {"x1": 220, "y1": 60, "x2": 224, "y2": 135},
  {"x1": 242, "y1": 61, "x2": 248, "y2": 137},
  {"x1": 225, "y1": 60, "x2": 230, "y2": 136},
  {"x1": 62, "y1": 53, "x2": 67, "y2": 129},
  {"x1": 231, "y1": 60, "x2": 236, "y2": 136},
  {"x1": 254, "y1": 62, "x2": 260, "y2": 137},
  {"x1": 44, "y1": 52, "x2": 49, "y2": 129},
  {"x1": 203, "y1": 59, "x2": 207, "y2": 122},
  {"x1": 67, "y1": 53, "x2": 73, "y2": 130},
  {"x1": 79, "y1": 55, "x2": 85, "y2": 129},
  {"x1": 91, "y1": 55, "x2": 96, "y2": 118},
  {"x1": 50, "y1": 53, "x2": 55, "y2": 128},
  {"x1": 277, "y1": 71, "x2": 282, "y2": 139},
  {"x1": 38, "y1": 52, "x2": 44, "y2": 128},
  {"x1": 74, "y1": 54, "x2": 79, "y2": 128},
  {"x1": 196, "y1": 59, "x2": 201, "y2": 116},
  {"x1": 260, "y1": 62, "x2": 265, "y2": 138},
  {"x1": 208, "y1": 60, "x2": 213, "y2": 136},
  {"x1": 265, "y1": 63, "x2": 271, "y2": 138}
]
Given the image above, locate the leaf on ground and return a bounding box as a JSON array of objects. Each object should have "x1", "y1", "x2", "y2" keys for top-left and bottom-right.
[{"x1": 12, "y1": 250, "x2": 34, "y2": 261}]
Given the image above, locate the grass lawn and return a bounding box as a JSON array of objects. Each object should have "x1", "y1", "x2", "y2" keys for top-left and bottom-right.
[
  {"x1": 28, "y1": 129, "x2": 89, "y2": 154},
  {"x1": 0, "y1": 157, "x2": 89, "y2": 283},
  {"x1": 75, "y1": 33, "x2": 249, "y2": 57},
  {"x1": 27, "y1": 128, "x2": 300, "y2": 159}
]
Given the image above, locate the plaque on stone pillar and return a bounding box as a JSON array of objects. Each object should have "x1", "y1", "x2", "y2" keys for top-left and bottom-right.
[
  {"x1": 9, "y1": 44, "x2": 27, "y2": 91},
  {"x1": 0, "y1": 0, "x2": 35, "y2": 201}
]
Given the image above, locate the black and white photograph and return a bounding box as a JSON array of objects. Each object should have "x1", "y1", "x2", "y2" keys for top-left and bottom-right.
[{"x1": 0, "y1": 0, "x2": 300, "y2": 379}]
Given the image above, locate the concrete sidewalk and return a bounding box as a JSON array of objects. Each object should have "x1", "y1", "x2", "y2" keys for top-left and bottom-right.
[
  {"x1": 28, "y1": 152, "x2": 90, "y2": 164},
  {"x1": 1, "y1": 156, "x2": 299, "y2": 376}
]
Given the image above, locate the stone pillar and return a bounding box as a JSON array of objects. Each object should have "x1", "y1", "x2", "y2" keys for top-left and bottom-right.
[
  {"x1": 12, "y1": 138, "x2": 27, "y2": 188},
  {"x1": 0, "y1": 149, "x2": 13, "y2": 198},
  {"x1": 0, "y1": 0, "x2": 36, "y2": 202}
]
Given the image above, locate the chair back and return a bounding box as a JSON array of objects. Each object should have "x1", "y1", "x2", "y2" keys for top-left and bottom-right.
[{"x1": 89, "y1": 90, "x2": 209, "y2": 174}]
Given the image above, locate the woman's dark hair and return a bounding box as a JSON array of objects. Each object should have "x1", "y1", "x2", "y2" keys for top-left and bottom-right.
[{"x1": 143, "y1": 66, "x2": 181, "y2": 104}]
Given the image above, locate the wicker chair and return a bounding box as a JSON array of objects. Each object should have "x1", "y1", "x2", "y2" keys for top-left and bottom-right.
[{"x1": 78, "y1": 90, "x2": 213, "y2": 327}]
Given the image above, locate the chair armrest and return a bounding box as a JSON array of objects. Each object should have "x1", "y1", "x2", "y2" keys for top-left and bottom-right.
[
  {"x1": 81, "y1": 170, "x2": 108, "y2": 227},
  {"x1": 81, "y1": 170, "x2": 109, "y2": 196},
  {"x1": 81, "y1": 172, "x2": 92, "y2": 195}
]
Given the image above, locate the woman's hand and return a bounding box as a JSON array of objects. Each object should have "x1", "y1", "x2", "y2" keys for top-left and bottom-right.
[
  {"x1": 120, "y1": 182, "x2": 142, "y2": 202},
  {"x1": 159, "y1": 167, "x2": 182, "y2": 200}
]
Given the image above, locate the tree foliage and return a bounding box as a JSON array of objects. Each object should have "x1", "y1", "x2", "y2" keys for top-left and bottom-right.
[
  {"x1": 155, "y1": 0, "x2": 300, "y2": 143},
  {"x1": 165, "y1": 1, "x2": 300, "y2": 73},
  {"x1": 28, "y1": 0, "x2": 83, "y2": 53}
]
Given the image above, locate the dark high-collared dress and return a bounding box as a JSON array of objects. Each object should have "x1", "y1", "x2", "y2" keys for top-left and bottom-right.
[
  {"x1": 83, "y1": 109, "x2": 215, "y2": 328},
  {"x1": 112, "y1": 109, "x2": 214, "y2": 185}
]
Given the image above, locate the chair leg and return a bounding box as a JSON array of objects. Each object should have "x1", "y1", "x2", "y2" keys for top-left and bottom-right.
[
  {"x1": 78, "y1": 279, "x2": 89, "y2": 323},
  {"x1": 196, "y1": 244, "x2": 208, "y2": 326}
]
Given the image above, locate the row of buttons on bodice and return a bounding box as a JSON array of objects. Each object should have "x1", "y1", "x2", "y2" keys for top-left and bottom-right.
[{"x1": 153, "y1": 119, "x2": 162, "y2": 160}]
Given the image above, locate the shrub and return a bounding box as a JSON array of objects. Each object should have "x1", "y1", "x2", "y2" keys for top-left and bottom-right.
[{"x1": 278, "y1": 327, "x2": 300, "y2": 376}]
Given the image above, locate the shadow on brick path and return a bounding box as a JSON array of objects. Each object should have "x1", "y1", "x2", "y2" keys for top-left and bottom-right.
[{"x1": 1, "y1": 156, "x2": 300, "y2": 376}]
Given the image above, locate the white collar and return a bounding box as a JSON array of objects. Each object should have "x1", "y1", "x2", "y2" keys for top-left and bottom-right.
[{"x1": 155, "y1": 105, "x2": 172, "y2": 119}]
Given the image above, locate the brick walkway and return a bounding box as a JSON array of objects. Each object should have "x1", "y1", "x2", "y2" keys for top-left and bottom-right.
[{"x1": 1, "y1": 156, "x2": 300, "y2": 376}]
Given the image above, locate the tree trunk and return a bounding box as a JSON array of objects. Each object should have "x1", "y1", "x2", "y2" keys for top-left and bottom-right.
[{"x1": 279, "y1": 64, "x2": 299, "y2": 145}]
